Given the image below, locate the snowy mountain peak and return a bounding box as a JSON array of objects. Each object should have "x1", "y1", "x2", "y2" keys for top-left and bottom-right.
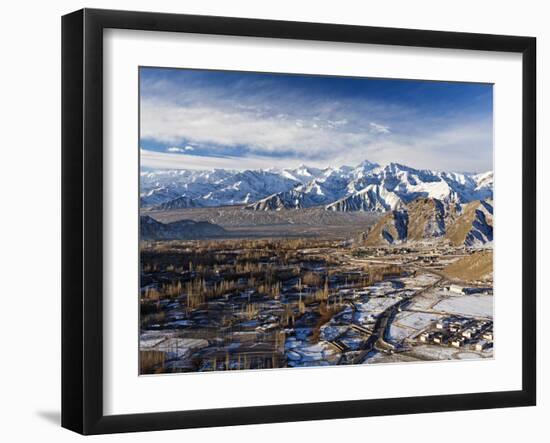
[
  {"x1": 355, "y1": 159, "x2": 379, "y2": 170},
  {"x1": 140, "y1": 159, "x2": 492, "y2": 212}
]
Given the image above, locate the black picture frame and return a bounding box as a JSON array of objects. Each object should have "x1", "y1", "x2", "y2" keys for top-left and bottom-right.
[{"x1": 62, "y1": 8, "x2": 536, "y2": 435}]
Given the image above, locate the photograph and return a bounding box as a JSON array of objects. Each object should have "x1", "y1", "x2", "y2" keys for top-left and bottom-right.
[
  {"x1": 138, "y1": 67, "x2": 494, "y2": 374},
  {"x1": 1, "y1": 1, "x2": 543, "y2": 439}
]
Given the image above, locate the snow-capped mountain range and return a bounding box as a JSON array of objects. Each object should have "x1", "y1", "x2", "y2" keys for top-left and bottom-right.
[{"x1": 140, "y1": 160, "x2": 493, "y2": 212}]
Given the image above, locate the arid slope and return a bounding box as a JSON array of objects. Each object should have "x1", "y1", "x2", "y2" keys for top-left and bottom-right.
[{"x1": 442, "y1": 250, "x2": 493, "y2": 282}]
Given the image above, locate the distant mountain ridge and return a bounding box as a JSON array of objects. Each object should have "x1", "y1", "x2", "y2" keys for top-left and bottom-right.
[
  {"x1": 141, "y1": 160, "x2": 492, "y2": 212},
  {"x1": 152, "y1": 195, "x2": 203, "y2": 210},
  {"x1": 140, "y1": 215, "x2": 226, "y2": 240}
]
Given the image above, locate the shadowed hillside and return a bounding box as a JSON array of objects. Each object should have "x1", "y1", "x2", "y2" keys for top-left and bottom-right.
[{"x1": 140, "y1": 215, "x2": 226, "y2": 240}]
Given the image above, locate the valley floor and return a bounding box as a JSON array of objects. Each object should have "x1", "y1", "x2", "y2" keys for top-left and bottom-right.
[
  {"x1": 139, "y1": 234, "x2": 494, "y2": 374},
  {"x1": 145, "y1": 205, "x2": 382, "y2": 240}
]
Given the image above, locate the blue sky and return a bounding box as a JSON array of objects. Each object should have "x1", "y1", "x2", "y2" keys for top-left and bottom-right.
[{"x1": 140, "y1": 67, "x2": 493, "y2": 172}]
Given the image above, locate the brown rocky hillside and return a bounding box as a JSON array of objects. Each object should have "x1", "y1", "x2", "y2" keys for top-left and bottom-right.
[
  {"x1": 445, "y1": 200, "x2": 493, "y2": 247},
  {"x1": 365, "y1": 197, "x2": 492, "y2": 247},
  {"x1": 442, "y1": 250, "x2": 493, "y2": 282},
  {"x1": 365, "y1": 198, "x2": 459, "y2": 245}
]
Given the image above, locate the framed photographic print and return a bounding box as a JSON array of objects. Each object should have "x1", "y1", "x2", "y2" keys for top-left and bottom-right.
[{"x1": 61, "y1": 8, "x2": 536, "y2": 435}]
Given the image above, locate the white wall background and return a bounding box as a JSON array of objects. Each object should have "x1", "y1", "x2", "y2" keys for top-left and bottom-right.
[{"x1": 0, "y1": 0, "x2": 545, "y2": 441}]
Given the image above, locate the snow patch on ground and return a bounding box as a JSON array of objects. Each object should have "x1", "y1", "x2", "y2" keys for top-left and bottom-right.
[
  {"x1": 433, "y1": 295, "x2": 493, "y2": 318},
  {"x1": 285, "y1": 337, "x2": 340, "y2": 367},
  {"x1": 396, "y1": 311, "x2": 443, "y2": 330},
  {"x1": 388, "y1": 324, "x2": 413, "y2": 341}
]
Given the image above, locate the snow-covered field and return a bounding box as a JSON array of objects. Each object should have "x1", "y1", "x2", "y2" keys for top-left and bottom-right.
[
  {"x1": 409, "y1": 294, "x2": 441, "y2": 310},
  {"x1": 285, "y1": 337, "x2": 340, "y2": 367},
  {"x1": 366, "y1": 344, "x2": 491, "y2": 365},
  {"x1": 140, "y1": 331, "x2": 209, "y2": 360},
  {"x1": 410, "y1": 345, "x2": 484, "y2": 360},
  {"x1": 433, "y1": 295, "x2": 494, "y2": 318},
  {"x1": 395, "y1": 311, "x2": 442, "y2": 330},
  {"x1": 388, "y1": 312, "x2": 442, "y2": 341},
  {"x1": 388, "y1": 324, "x2": 414, "y2": 341},
  {"x1": 399, "y1": 273, "x2": 440, "y2": 289},
  {"x1": 356, "y1": 297, "x2": 399, "y2": 313}
]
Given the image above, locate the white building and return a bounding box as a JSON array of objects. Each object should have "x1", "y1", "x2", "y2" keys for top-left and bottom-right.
[{"x1": 448, "y1": 284, "x2": 465, "y2": 295}]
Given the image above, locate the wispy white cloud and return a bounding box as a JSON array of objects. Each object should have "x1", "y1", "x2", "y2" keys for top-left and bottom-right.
[
  {"x1": 140, "y1": 73, "x2": 493, "y2": 172},
  {"x1": 167, "y1": 146, "x2": 194, "y2": 153},
  {"x1": 369, "y1": 122, "x2": 391, "y2": 134},
  {"x1": 142, "y1": 100, "x2": 326, "y2": 153},
  {"x1": 141, "y1": 149, "x2": 311, "y2": 171}
]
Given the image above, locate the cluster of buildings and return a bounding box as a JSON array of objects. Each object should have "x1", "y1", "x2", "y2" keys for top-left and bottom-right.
[
  {"x1": 442, "y1": 284, "x2": 492, "y2": 296},
  {"x1": 418, "y1": 316, "x2": 493, "y2": 351}
]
